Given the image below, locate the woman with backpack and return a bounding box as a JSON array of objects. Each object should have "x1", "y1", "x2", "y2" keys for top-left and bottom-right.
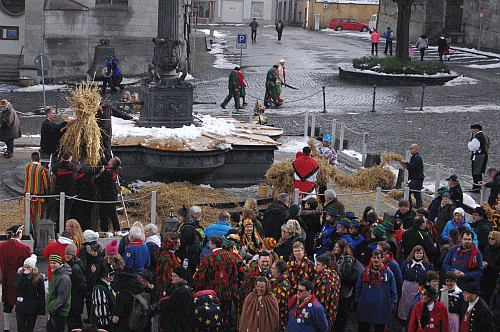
[{"x1": 112, "y1": 266, "x2": 146, "y2": 332}]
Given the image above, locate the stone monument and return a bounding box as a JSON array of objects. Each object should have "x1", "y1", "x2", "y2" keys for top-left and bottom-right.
[{"x1": 138, "y1": 0, "x2": 194, "y2": 128}]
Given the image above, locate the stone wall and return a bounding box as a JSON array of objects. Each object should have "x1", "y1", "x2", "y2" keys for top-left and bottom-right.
[{"x1": 463, "y1": 0, "x2": 500, "y2": 50}]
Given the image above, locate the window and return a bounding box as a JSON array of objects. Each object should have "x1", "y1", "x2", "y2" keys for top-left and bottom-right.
[
  {"x1": 0, "y1": 0, "x2": 24, "y2": 17},
  {"x1": 251, "y1": 2, "x2": 263, "y2": 18},
  {"x1": 0, "y1": 26, "x2": 19, "y2": 40},
  {"x1": 193, "y1": 1, "x2": 213, "y2": 19},
  {"x1": 95, "y1": 0, "x2": 128, "y2": 6}
]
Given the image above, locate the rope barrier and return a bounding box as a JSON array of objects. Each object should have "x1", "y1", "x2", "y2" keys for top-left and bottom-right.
[
  {"x1": 70, "y1": 193, "x2": 152, "y2": 204},
  {"x1": 0, "y1": 196, "x2": 23, "y2": 202},
  {"x1": 343, "y1": 124, "x2": 364, "y2": 136}
]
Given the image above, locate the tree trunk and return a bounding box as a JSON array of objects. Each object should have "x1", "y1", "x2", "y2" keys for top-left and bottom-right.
[{"x1": 395, "y1": 0, "x2": 413, "y2": 60}]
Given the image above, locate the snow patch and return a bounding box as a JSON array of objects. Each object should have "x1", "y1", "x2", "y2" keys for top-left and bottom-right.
[
  {"x1": 467, "y1": 62, "x2": 500, "y2": 69},
  {"x1": 17, "y1": 84, "x2": 68, "y2": 92},
  {"x1": 277, "y1": 136, "x2": 310, "y2": 153},
  {"x1": 444, "y1": 75, "x2": 479, "y2": 86},
  {"x1": 463, "y1": 193, "x2": 479, "y2": 208},
  {"x1": 405, "y1": 104, "x2": 500, "y2": 113},
  {"x1": 128, "y1": 179, "x2": 167, "y2": 191},
  {"x1": 342, "y1": 149, "x2": 362, "y2": 162}
]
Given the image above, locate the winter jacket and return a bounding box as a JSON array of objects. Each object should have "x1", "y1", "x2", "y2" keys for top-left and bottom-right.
[
  {"x1": 158, "y1": 280, "x2": 194, "y2": 332},
  {"x1": 52, "y1": 160, "x2": 80, "y2": 196},
  {"x1": 437, "y1": 37, "x2": 448, "y2": 52},
  {"x1": 385, "y1": 29, "x2": 393, "y2": 42},
  {"x1": 94, "y1": 166, "x2": 120, "y2": 199},
  {"x1": 449, "y1": 184, "x2": 463, "y2": 208},
  {"x1": 408, "y1": 300, "x2": 449, "y2": 332},
  {"x1": 351, "y1": 234, "x2": 365, "y2": 257},
  {"x1": 385, "y1": 257, "x2": 403, "y2": 291},
  {"x1": 145, "y1": 234, "x2": 160, "y2": 278},
  {"x1": 0, "y1": 103, "x2": 21, "y2": 141},
  {"x1": 276, "y1": 230, "x2": 306, "y2": 262},
  {"x1": 337, "y1": 255, "x2": 354, "y2": 298},
  {"x1": 405, "y1": 152, "x2": 425, "y2": 180},
  {"x1": 436, "y1": 203, "x2": 456, "y2": 236},
  {"x1": 112, "y1": 270, "x2": 145, "y2": 332},
  {"x1": 437, "y1": 286, "x2": 463, "y2": 316},
  {"x1": 97, "y1": 103, "x2": 133, "y2": 140},
  {"x1": 67, "y1": 257, "x2": 87, "y2": 315},
  {"x1": 91, "y1": 278, "x2": 116, "y2": 330},
  {"x1": 401, "y1": 227, "x2": 438, "y2": 260},
  {"x1": 286, "y1": 294, "x2": 328, "y2": 332},
  {"x1": 0, "y1": 239, "x2": 31, "y2": 306},
  {"x1": 355, "y1": 265, "x2": 397, "y2": 325},
  {"x1": 46, "y1": 263, "x2": 72, "y2": 316},
  {"x1": 460, "y1": 297, "x2": 494, "y2": 332},
  {"x1": 301, "y1": 209, "x2": 322, "y2": 256},
  {"x1": 443, "y1": 244, "x2": 483, "y2": 289},
  {"x1": 416, "y1": 37, "x2": 429, "y2": 49},
  {"x1": 485, "y1": 173, "x2": 500, "y2": 207},
  {"x1": 124, "y1": 240, "x2": 150, "y2": 274},
  {"x1": 14, "y1": 271, "x2": 45, "y2": 315},
  {"x1": 40, "y1": 119, "x2": 67, "y2": 154},
  {"x1": 80, "y1": 241, "x2": 107, "y2": 298},
  {"x1": 441, "y1": 217, "x2": 473, "y2": 242},
  {"x1": 472, "y1": 218, "x2": 493, "y2": 252},
  {"x1": 177, "y1": 219, "x2": 203, "y2": 270},
  {"x1": 400, "y1": 260, "x2": 434, "y2": 283},
  {"x1": 316, "y1": 221, "x2": 337, "y2": 257},
  {"x1": 43, "y1": 236, "x2": 75, "y2": 280},
  {"x1": 371, "y1": 31, "x2": 380, "y2": 43},
  {"x1": 200, "y1": 220, "x2": 233, "y2": 259},
  {"x1": 395, "y1": 208, "x2": 417, "y2": 230},
  {"x1": 263, "y1": 201, "x2": 289, "y2": 241},
  {"x1": 481, "y1": 245, "x2": 500, "y2": 296}
]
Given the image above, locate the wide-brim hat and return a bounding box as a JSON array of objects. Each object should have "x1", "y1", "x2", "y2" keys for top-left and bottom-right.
[
  {"x1": 419, "y1": 284, "x2": 438, "y2": 300},
  {"x1": 372, "y1": 225, "x2": 387, "y2": 239},
  {"x1": 345, "y1": 211, "x2": 357, "y2": 220},
  {"x1": 381, "y1": 221, "x2": 394, "y2": 232},
  {"x1": 350, "y1": 219, "x2": 361, "y2": 228},
  {"x1": 462, "y1": 283, "x2": 481, "y2": 295},
  {"x1": 325, "y1": 207, "x2": 339, "y2": 217},
  {"x1": 470, "y1": 124, "x2": 482, "y2": 130},
  {"x1": 6, "y1": 224, "x2": 23, "y2": 234},
  {"x1": 337, "y1": 219, "x2": 351, "y2": 228}
]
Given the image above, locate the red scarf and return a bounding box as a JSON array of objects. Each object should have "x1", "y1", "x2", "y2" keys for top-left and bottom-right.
[
  {"x1": 458, "y1": 243, "x2": 479, "y2": 268},
  {"x1": 362, "y1": 261, "x2": 387, "y2": 282},
  {"x1": 128, "y1": 239, "x2": 143, "y2": 247},
  {"x1": 383, "y1": 252, "x2": 394, "y2": 265},
  {"x1": 288, "y1": 293, "x2": 317, "y2": 313}
]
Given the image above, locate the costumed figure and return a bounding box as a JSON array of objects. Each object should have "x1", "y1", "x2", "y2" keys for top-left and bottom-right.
[
  {"x1": 24, "y1": 152, "x2": 49, "y2": 235},
  {"x1": 286, "y1": 242, "x2": 315, "y2": 294},
  {"x1": 239, "y1": 218, "x2": 263, "y2": 261},
  {"x1": 293, "y1": 146, "x2": 319, "y2": 201},
  {"x1": 264, "y1": 65, "x2": 282, "y2": 107},
  {"x1": 239, "y1": 277, "x2": 279, "y2": 332},
  {"x1": 314, "y1": 255, "x2": 341, "y2": 330},
  {"x1": 156, "y1": 236, "x2": 181, "y2": 296}
]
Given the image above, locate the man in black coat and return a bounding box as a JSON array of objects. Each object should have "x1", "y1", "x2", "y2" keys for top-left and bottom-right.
[
  {"x1": 159, "y1": 266, "x2": 194, "y2": 332},
  {"x1": 400, "y1": 144, "x2": 425, "y2": 209},
  {"x1": 446, "y1": 174, "x2": 464, "y2": 208},
  {"x1": 394, "y1": 199, "x2": 416, "y2": 230},
  {"x1": 471, "y1": 206, "x2": 493, "y2": 252},
  {"x1": 64, "y1": 243, "x2": 87, "y2": 331},
  {"x1": 177, "y1": 206, "x2": 204, "y2": 285},
  {"x1": 263, "y1": 193, "x2": 290, "y2": 241},
  {"x1": 40, "y1": 107, "x2": 71, "y2": 158},
  {"x1": 52, "y1": 152, "x2": 82, "y2": 222},
  {"x1": 97, "y1": 102, "x2": 135, "y2": 161},
  {"x1": 460, "y1": 283, "x2": 494, "y2": 332},
  {"x1": 480, "y1": 167, "x2": 500, "y2": 207},
  {"x1": 401, "y1": 215, "x2": 438, "y2": 261}
]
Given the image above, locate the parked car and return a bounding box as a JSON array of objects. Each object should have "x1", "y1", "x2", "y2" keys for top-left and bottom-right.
[
  {"x1": 329, "y1": 18, "x2": 369, "y2": 32},
  {"x1": 369, "y1": 14, "x2": 377, "y2": 32}
]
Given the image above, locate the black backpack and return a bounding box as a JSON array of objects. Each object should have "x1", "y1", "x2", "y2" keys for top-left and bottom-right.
[
  {"x1": 126, "y1": 291, "x2": 152, "y2": 331},
  {"x1": 345, "y1": 259, "x2": 365, "y2": 288}
]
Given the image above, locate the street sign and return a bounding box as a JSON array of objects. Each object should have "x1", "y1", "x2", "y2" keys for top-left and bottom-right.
[
  {"x1": 34, "y1": 54, "x2": 49, "y2": 70},
  {"x1": 236, "y1": 34, "x2": 247, "y2": 49},
  {"x1": 324, "y1": 1, "x2": 328, "y2": 8},
  {"x1": 480, "y1": 13, "x2": 484, "y2": 17},
  {"x1": 480, "y1": 3, "x2": 485, "y2": 13}
]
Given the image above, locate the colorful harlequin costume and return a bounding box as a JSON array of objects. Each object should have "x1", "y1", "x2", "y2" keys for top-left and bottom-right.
[
  {"x1": 314, "y1": 268, "x2": 340, "y2": 330},
  {"x1": 270, "y1": 273, "x2": 290, "y2": 331},
  {"x1": 156, "y1": 238, "x2": 181, "y2": 296},
  {"x1": 240, "y1": 219, "x2": 263, "y2": 256},
  {"x1": 286, "y1": 254, "x2": 315, "y2": 294},
  {"x1": 193, "y1": 248, "x2": 242, "y2": 325},
  {"x1": 24, "y1": 162, "x2": 48, "y2": 235}
]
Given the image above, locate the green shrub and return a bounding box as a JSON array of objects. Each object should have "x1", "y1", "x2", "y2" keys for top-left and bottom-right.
[{"x1": 352, "y1": 57, "x2": 450, "y2": 75}]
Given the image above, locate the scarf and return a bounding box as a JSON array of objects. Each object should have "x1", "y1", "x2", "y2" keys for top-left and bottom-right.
[
  {"x1": 410, "y1": 259, "x2": 425, "y2": 269},
  {"x1": 362, "y1": 261, "x2": 386, "y2": 282},
  {"x1": 457, "y1": 244, "x2": 479, "y2": 268},
  {"x1": 420, "y1": 300, "x2": 433, "y2": 329},
  {"x1": 128, "y1": 239, "x2": 143, "y2": 247},
  {"x1": 288, "y1": 293, "x2": 317, "y2": 313},
  {"x1": 383, "y1": 252, "x2": 394, "y2": 265}
]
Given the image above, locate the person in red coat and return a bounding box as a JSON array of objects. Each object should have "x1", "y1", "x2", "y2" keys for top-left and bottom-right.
[
  {"x1": 408, "y1": 284, "x2": 449, "y2": 332},
  {"x1": 43, "y1": 230, "x2": 78, "y2": 280},
  {"x1": 0, "y1": 225, "x2": 31, "y2": 331},
  {"x1": 293, "y1": 146, "x2": 319, "y2": 202}
]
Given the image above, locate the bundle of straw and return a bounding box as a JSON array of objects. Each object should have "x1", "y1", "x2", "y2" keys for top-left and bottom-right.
[
  {"x1": 59, "y1": 80, "x2": 103, "y2": 166},
  {"x1": 381, "y1": 151, "x2": 404, "y2": 166}
]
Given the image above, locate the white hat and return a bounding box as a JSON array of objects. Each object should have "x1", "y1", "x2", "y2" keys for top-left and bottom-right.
[
  {"x1": 83, "y1": 229, "x2": 99, "y2": 242},
  {"x1": 280, "y1": 59, "x2": 285, "y2": 63},
  {"x1": 453, "y1": 207, "x2": 465, "y2": 217},
  {"x1": 24, "y1": 254, "x2": 37, "y2": 269}
]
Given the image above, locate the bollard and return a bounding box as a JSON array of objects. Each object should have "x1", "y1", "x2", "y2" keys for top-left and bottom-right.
[
  {"x1": 56, "y1": 88, "x2": 60, "y2": 112},
  {"x1": 419, "y1": 84, "x2": 425, "y2": 111},
  {"x1": 362, "y1": 132, "x2": 368, "y2": 167},
  {"x1": 293, "y1": 188, "x2": 300, "y2": 204},
  {"x1": 331, "y1": 119, "x2": 336, "y2": 142},
  {"x1": 374, "y1": 187, "x2": 382, "y2": 216},
  {"x1": 480, "y1": 186, "x2": 487, "y2": 204},
  {"x1": 248, "y1": 108, "x2": 253, "y2": 123},
  {"x1": 59, "y1": 192, "x2": 65, "y2": 234},
  {"x1": 435, "y1": 164, "x2": 442, "y2": 198},
  {"x1": 371, "y1": 85, "x2": 376, "y2": 112},
  {"x1": 151, "y1": 191, "x2": 157, "y2": 224},
  {"x1": 304, "y1": 111, "x2": 309, "y2": 137},
  {"x1": 339, "y1": 123, "x2": 345, "y2": 152},
  {"x1": 228, "y1": 108, "x2": 232, "y2": 117},
  {"x1": 25, "y1": 193, "x2": 31, "y2": 235},
  {"x1": 311, "y1": 112, "x2": 316, "y2": 138},
  {"x1": 322, "y1": 86, "x2": 327, "y2": 113},
  {"x1": 404, "y1": 185, "x2": 410, "y2": 201}
]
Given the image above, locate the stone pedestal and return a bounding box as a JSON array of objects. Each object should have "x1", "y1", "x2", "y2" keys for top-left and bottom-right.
[{"x1": 138, "y1": 84, "x2": 194, "y2": 128}]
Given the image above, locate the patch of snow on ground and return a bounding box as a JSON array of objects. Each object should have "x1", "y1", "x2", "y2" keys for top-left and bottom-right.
[
  {"x1": 129, "y1": 179, "x2": 166, "y2": 191},
  {"x1": 467, "y1": 62, "x2": 500, "y2": 69},
  {"x1": 463, "y1": 193, "x2": 479, "y2": 208},
  {"x1": 405, "y1": 104, "x2": 500, "y2": 113},
  {"x1": 277, "y1": 136, "x2": 310, "y2": 153},
  {"x1": 444, "y1": 75, "x2": 479, "y2": 86},
  {"x1": 384, "y1": 165, "x2": 400, "y2": 187},
  {"x1": 209, "y1": 38, "x2": 238, "y2": 69},
  {"x1": 341, "y1": 149, "x2": 362, "y2": 162},
  {"x1": 17, "y1": 84, "x2": 68, "y2": 92}
]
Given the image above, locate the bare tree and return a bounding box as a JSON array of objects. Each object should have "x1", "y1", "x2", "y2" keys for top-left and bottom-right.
[{"x1": 394, "y1": 0, "x2": 414, "y2": 60}]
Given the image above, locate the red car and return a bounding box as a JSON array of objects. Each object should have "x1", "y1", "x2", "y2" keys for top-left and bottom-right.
[{"x1": 329, "y1": 18, "x2": 369, "y2": 32}]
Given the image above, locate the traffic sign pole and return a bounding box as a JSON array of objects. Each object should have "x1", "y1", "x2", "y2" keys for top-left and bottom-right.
[
  {"x1": 479, "y1": 3, "x2": 485, "y2": 51},
  {"x1": 236, "y1": 34, "x2": 247, "y2": 67}
]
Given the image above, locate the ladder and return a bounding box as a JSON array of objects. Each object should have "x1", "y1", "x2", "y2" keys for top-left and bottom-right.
[{"x1": 111, "y1": 151, "x2": 130, "y2": 230}]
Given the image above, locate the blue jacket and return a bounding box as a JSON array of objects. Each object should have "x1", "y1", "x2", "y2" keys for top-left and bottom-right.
[
  {"x1": 124, "y1": 241, "x2": 150, "y2": 274},
  {"x1": 441, "y1": 217, "x2": 478, "y2": 246},
  {"x1": 355, "y1": 265, "x2": 397, "y2": 325},
  {"x1": 200, "y1": 221, "x2": 233, "y2": 259},
  {"x1": 351, "y1": 234, "x2": 364, "y2": 258},
  {"x1": 339, "y1": 233, "x2": 354, "y2": 247},
  {"x1": 442, "y1": 244, "x2": 483, "y2": 289},
  {"x1": 286, "y1": 295, "x2": 329, "y2": 332},
  {"x1": 385, "y1": 29, "x2": 393, "y2": 42},
  {"x1": 316, "y1": 222, "x2": 337, "y2": 256},
  {"x1": 385, "y1": 258, "x2": 403, "y2": 290},
  {"x1": 111, "y1": 60, "x2": 120, "y2": 76}
]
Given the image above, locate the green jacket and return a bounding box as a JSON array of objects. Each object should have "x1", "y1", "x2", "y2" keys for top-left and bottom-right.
[
  {"x1": 266, "y1": 68, "x2": 277, "y2": 89},
  {"x1": 228, "y1": 70, "x2": 239, "y2": 92},
  {"x1": 46, "y1": 263, "x2": 72, "y2": 317}
]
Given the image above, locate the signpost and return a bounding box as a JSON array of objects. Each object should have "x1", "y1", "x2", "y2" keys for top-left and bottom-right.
[
  {"x1": 34, "y1": 54, "x2": 50, "y2": 108},
  {"x1": 236, "y1": 34, "x2": 247, "y2": 67},
  {"x1": 478, "y1": 4, "x2": 485, "y2": 50}
]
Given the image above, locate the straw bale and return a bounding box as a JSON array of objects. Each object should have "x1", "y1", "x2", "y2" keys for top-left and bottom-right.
[
  {"x1": 0, "y1": 201, "x2": 25, "y2": 231},
  {"x1": 59, "y1": 80, "x2": 103, "y2": 166},
  {"x1": 129, "y1": 182, "x2": 238, "y2": 228},
  {"x1": 381, "y1": 151, "x2": 403, "y2": 166}
]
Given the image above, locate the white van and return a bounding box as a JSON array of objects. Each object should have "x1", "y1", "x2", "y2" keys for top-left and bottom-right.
[{"x1": 369, "y1": 14, "x2": 377, "y2": 32}]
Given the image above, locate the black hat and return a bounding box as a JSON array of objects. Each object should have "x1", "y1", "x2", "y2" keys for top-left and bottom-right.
[
  {"x1": 120, "y1": 266, "x2": 136, "y2": 277},
  {"x1": 138, "y1": 270, "x2": 154, "y2": 284},
  {"x1": 421, "y1": 284, "x2": 438, "y2": 300},
  {"x1": 473, "y1": 206, "x2": 486, "y2": 217},
  {"x1": 6, "y1": 225, "x2": 23, "y2": 234},
  {"x1": 470, "y1": 124, "x2": 482, "y2": 130},
  {"x1": 462, "y1": 283, "x2": 481, "y2": 294},
  {"x1": 173, "y1": 266, "x2": 187, "y2": 280},
  {"x1": 445, "y1": 175, "x2": 458, "y2": 182}
]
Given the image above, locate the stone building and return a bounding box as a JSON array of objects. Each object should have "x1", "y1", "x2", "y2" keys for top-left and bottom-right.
[{"x1": 193, "y1": 0, "x2": 277, "y2": 24}]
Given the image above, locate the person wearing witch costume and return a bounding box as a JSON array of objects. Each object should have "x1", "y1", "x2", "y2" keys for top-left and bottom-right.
[
  {"x1": 293, "y1": 146, "x2": 319, "y2": 201},
  {"x1": 270, "y1": 259, "x2": 290, "y2": 332},
  {"x1": 286, "y1": 241, "x2": 315, "y2": 294},
  {"x1": 443, "y1": 229, "x2": 483, "y2": 289},
  {"x1": 313, "y1": 254, "x2": 340, "y2": 331},
  {"x1": 193, "y1": 235, "x2": 242, "y2": 326},
  {"x1": 408, "y1": 284, "x2": 449, "y2": 332},
  {"x1": 287, "y1": 280, "x2": 329, "y2": 332},
  {"x1": 156, "y1": 234, "x2": 181, "y2": 296},
  {"x1": 239, "y1": 218, "x2": 263, "y2": 261},
  {"x1": 355, "y1": 249, "x2": 397, "y2": 332}
]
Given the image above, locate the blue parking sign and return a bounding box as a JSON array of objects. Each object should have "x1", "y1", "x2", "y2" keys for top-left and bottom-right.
[{"x1": 236, "y1": 34, "x2": 247, "y2": 49}]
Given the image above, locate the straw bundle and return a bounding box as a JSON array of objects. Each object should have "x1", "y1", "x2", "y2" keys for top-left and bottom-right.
[
  {"x1": 381, "y1": 151, "x2": 404, "y2": 166},
  {"x1": 0, "y1": 201, "x2": 24, "y2": 231},
  {"x1": 129, "y1": 182, "x2": 238, "y2": 228},
  {"x1": 265, "y1": 158, "x2": 295, "y2": 194},
  {"x1": 59, "y1": 80, "x2": 103, "y2": 166},
  {"x1": 334, "y1": 166, "x2": 395, "y2": 190},
  {"x1": 308, "y1": 138, "x2": 319, "y2": 154}
]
